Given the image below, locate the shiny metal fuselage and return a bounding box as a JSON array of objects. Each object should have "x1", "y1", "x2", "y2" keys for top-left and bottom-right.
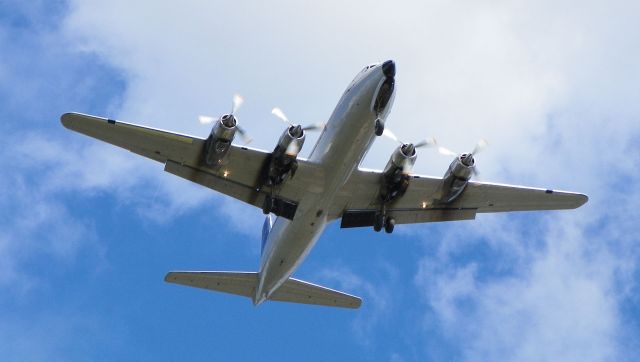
[{"x1": 255, "y1": 63, "x2": 394, "y2": 304}]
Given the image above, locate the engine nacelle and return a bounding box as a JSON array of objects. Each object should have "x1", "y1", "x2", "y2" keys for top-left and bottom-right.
[
  {"x1": 439, "y1": 154, "x2": 474, "y2": 203},
  {"x1": 379, "y1": 144, "x2": 417, "y2": 202},
  {"x1": 203, "y1": 114, "x2": 237, "y2": 166},
  {"x1": 265, "y1": 125, "x2": 306, "y2": 186}
]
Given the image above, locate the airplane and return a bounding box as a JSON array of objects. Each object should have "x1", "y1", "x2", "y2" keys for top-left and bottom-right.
[{"x1": 61, "y1": 60, "x2": 588, "y2": 309}]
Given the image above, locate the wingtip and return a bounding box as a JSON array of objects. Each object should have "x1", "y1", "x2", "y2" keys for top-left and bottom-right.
[
  {"x1": 339, "y1": 295, "x2": 363, "y2": 309},
  {"x1": 60, "y1": 112, "x2": 93, "y2": 129},
  {"x1": 351, "y1": 298, "x2": 363, "y2": 309},
  {"x1": 60, "y1": 112, "x2": 76, "y2": 129},
  {"x1": 60, "y1": 112, "x2": 115, "y2": 132},
  {"x1": 576, "y1": 193, "x2": 589, "y2": 208},
  {"x1": 164, "y1": 271, "x2": 176, "y2": 283}
]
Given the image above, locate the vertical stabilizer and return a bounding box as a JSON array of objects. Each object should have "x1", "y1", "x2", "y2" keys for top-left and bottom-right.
[{"x1": 261, "y1": 214, "x2": 274, "y2": 255}]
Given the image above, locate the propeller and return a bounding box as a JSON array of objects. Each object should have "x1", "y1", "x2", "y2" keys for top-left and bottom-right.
[
  {"x1": 231, "y1": 93, "x2": 244, "y2": 114},
  {"x1": 435, "y1": 139, "x2": 488, "y2": 158},
  {"x1": 197, "y1": 115, "x2": 216, "y2": 125},
  {"x1": 382, "y1": 128, "x2": 436, "y2": 150},
  {"x1": 434, "y1": 139, "x2": 488, "y2": 175},
  {"x1": 382, "y1": 128, "x2": 437, "y2": 174},
  {"x1": 198, "y1": 94, "x2": 252, "y2": 144},
  {"x1": 234, "y1": 125, "x2": 252, "y2": 144},
  {"x1": 271, "y1": 107, "x2": 325, "y2": 133}
]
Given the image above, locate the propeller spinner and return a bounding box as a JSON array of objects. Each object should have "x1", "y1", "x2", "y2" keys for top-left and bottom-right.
[
  {"x1": 270, "y1": 107, "x2": 326, "y2": 157},
  {"x1": 382, "y1": 128, "x2": 436, "y2": 173},
  {"x1": 435, "y1": 139, "x2": 488, "y2": 174},
  {"x1": 198, "y1": 94, "x2": 252, "y2": 144}
]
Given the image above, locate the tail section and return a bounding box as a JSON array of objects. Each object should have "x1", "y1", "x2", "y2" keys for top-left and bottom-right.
[{"x1": 165, "y1": 271, "x2": 361, "y2": 309}]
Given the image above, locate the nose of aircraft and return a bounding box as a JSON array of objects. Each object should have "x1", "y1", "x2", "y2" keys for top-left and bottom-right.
[{"x1": 382, "y1": 60, "x2": 395, "y2": 78}]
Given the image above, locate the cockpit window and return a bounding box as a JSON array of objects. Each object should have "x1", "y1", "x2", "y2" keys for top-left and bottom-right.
[{"x1": 361, "y1": 64, "x2": 377, "y2": 72}]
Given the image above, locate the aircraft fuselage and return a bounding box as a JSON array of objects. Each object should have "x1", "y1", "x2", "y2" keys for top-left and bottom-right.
[{"x1": 255, "y1": 61, "x2": 395, "y2": 304}]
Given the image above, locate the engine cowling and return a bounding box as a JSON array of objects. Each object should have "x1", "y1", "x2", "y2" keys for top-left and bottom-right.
[
  {"x1": 265, "y1": 125, "x2": 306, "y2": 186},
  {"x1": 379, "y1": 144, "x2": 417, "y2": 202},
  {"x1": 439, "y1": 154, "x2": 474, "y2": 203},
  {"x1": 203, "y1": 114, "x2": 237, "y2": 166}
]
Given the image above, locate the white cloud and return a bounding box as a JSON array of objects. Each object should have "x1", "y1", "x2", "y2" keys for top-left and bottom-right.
[
  {"x1": 12, "y1": 130, "x2": 263, "y2": 239},
  {"x1": 416, "y1": 212, "x2": 636, "y2": 361},
  {"x1": 0, "y1": 167, "x2": 101, "y2": 291},
  {"x1": 316, "y1": 263, "x2": 394, "y2": 345}
]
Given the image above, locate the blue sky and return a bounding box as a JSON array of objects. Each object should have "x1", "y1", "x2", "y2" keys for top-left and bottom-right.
[{"x1": 2, "y1": 0, "x2": 640, "y2": 360}]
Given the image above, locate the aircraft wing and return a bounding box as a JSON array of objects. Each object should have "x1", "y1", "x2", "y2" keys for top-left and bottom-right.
[
  {"x1": 336, "y1": 168, "x2": 588, "y2": 228},
  {"x1": 61, "y1": 113, "x2": 322, "y2": 215}
]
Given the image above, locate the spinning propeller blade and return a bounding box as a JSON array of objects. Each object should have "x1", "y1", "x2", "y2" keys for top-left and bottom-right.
[
  {"x1": 198, "y1": 115, "x2": 216, "y2": 125},
  {"x1": 437, "y1": 145, "x2": 458, "y2": 157},
  {"x1": 382, "y1": 128, "x2": 401, "y2": 144},
  {"x1": 383, "y1": 128, "x2": 435, "y2": 149},
  {"x1": 471, "y1": 139, "x2": 488, "y2": 155},
  {"x1": 271, "y1": 107, "x2": 324, "y2": 132},
  {"x1": 236, "y1": 126, "x2": 253, "y2": 144},
  {"x1": 302, "y1": 122, "x2": 325, "y2": 131},
  {"x1": 414, "y1": 137, "x2": 437, "y2": 148},
  {"x1": 271, "y1": 107, "x2": 291, "y2": 126},
  {"x1": 231, "y1": 94, "x2": 244, "y2": 114},
  {"x1": 432, "y1": 139, "x2": 489, "y2": 176}
]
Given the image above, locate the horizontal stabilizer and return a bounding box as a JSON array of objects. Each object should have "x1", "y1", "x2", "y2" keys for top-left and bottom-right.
[
  {"x1": 165, "y1": 271, "x2": 258, "y2": 298},
  {"x1": 269, "y1": 277, "x2": 361, "y2": 309},
  {"x1": 165, "y1": 271, "x2": 361, "y2": 309}
]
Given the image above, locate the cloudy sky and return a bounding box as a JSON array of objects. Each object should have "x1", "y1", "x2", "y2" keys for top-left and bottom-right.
[{"x1": 1, "y1": 0, "x2": 639, "y2": 360}]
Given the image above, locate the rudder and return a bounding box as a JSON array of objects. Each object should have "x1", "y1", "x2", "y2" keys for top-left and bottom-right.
[{"x1": 261, "y1": 214, "x2": 274, "y2": 255}]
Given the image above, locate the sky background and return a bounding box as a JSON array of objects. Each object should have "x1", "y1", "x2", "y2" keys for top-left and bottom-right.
[{"x1": 1, "y1": 0, "x2": 639, "y2": 360}]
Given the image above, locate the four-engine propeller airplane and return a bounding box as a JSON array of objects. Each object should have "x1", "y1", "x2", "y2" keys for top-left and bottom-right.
[{"x1": 61, "y1": 60, "x2": 587, "y2": 309}]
